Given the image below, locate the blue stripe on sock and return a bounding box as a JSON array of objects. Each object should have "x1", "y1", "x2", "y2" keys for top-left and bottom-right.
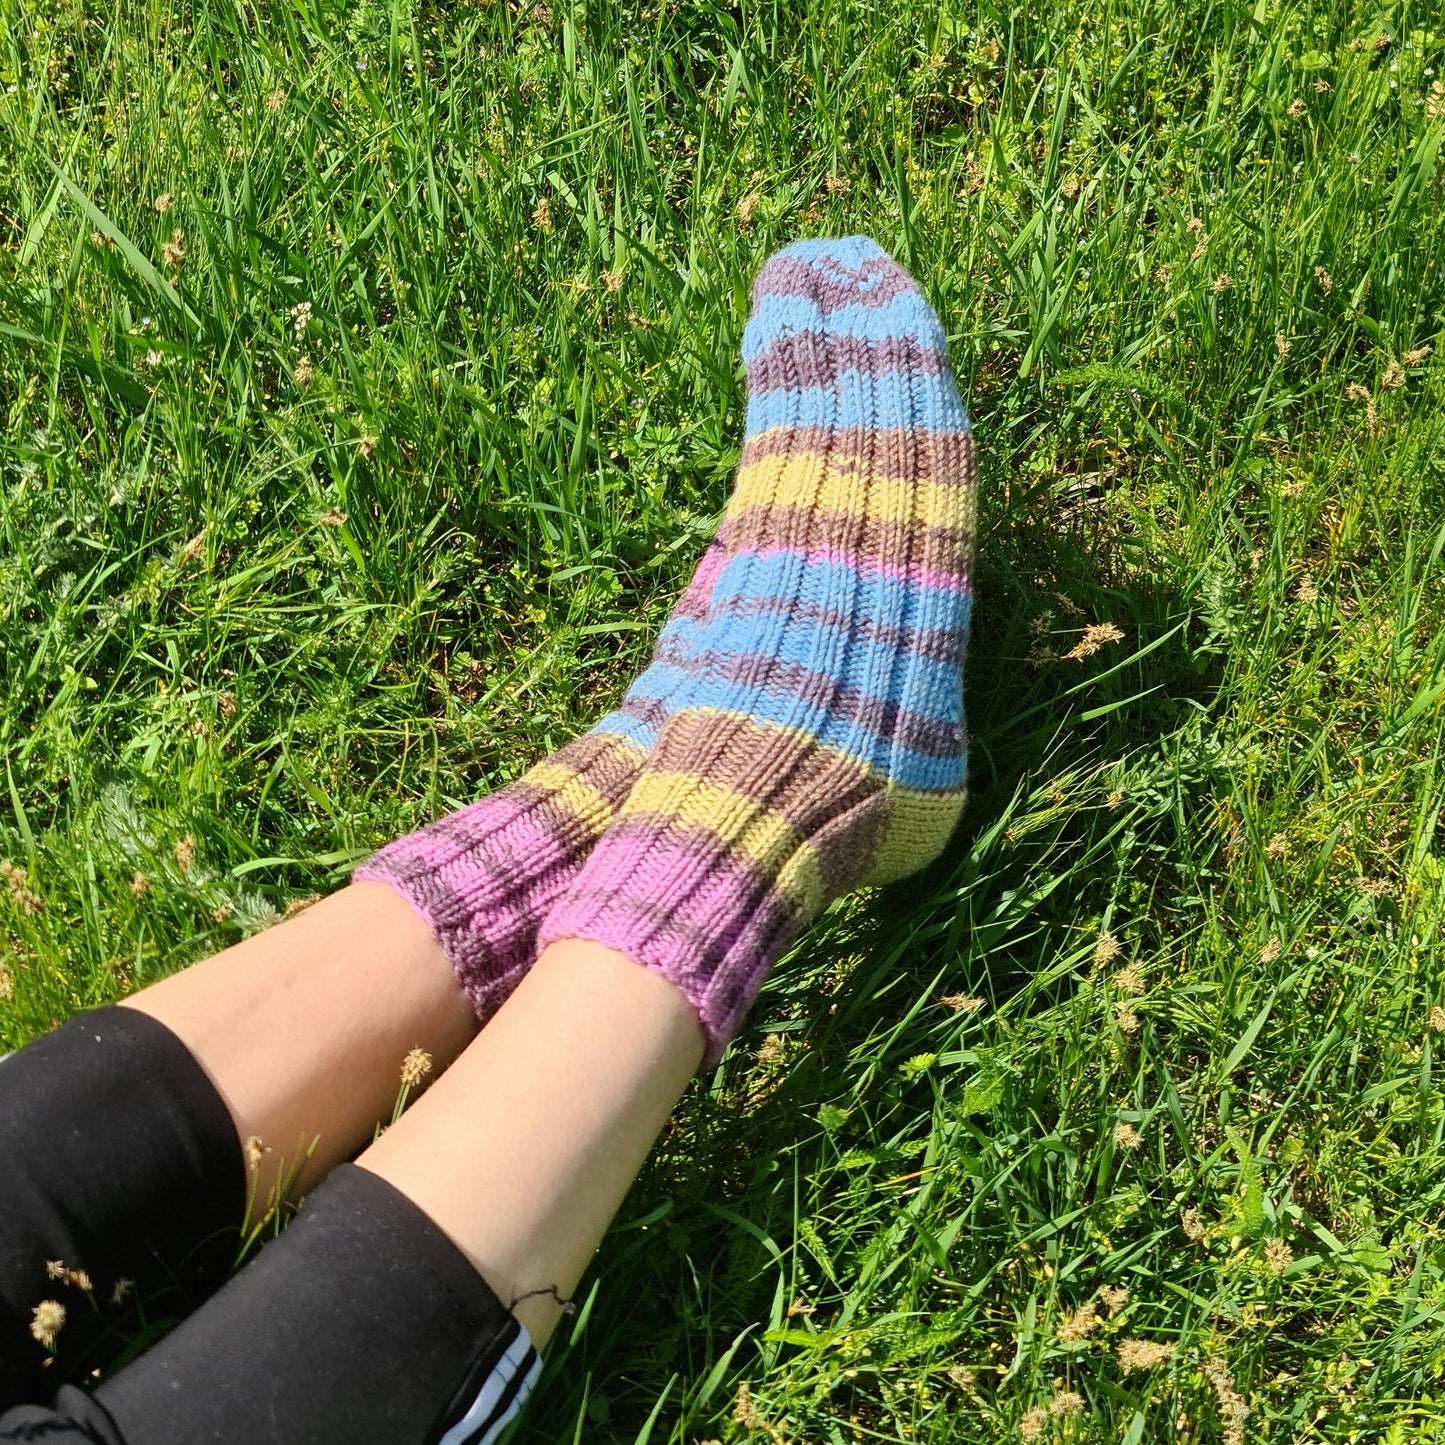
[
  {"x1": 743, "y1": 371, "x2": 970, "y2": 434},
  {"x1": 622, "y1": 658, "x2": 965, "y2": 788}
]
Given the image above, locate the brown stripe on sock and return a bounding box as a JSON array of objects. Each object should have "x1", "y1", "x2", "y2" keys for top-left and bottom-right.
[
  {"x1": 739, "y1": 426, "x2": 975, "y2": 487},
  {"x1": 633, "y1": 710, "x2": 890, "y2": 897},
  {"x1": 723, "y1": 504, "x2": 974, "y2": 581}
]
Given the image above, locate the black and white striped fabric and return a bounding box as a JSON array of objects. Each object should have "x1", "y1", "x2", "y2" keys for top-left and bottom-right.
[{"x1": 436, "y1": 1315, "x2": 541, "y2": 1445}]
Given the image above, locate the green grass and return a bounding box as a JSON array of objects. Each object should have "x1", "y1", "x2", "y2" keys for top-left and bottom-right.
[{"x1": 3, "y1": 0, "x2": 1445, "y2": 1438}]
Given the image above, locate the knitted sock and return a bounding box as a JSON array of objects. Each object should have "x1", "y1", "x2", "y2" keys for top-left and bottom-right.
[
  {"x1": 538, "y1": 236, "x2": 976, "y2": 1063},
  {"x1": 354, "y1": 538, "x2": 726, "y2": 1021}
]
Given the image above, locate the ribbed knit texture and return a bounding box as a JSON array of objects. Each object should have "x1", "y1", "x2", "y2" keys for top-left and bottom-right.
[
  {"x1": 539, "y1": 236, "x2": 976, "y2": 1062},
  {"x1": 353, "y1": 540, "x2": 726, "y2": 1021}
]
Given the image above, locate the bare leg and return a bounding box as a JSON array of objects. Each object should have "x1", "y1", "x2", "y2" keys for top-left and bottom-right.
[
  {"x1": 121, "y1": 882, "x2": 477, "y2": 1211},
  {"x1": 358, "y1": 938, "x2": 704, "y2": 1347}
]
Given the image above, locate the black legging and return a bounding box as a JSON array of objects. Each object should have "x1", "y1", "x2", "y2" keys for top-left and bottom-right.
[{"x1": 0, "y1": 1013, "x2": 532, "y2": 1444}]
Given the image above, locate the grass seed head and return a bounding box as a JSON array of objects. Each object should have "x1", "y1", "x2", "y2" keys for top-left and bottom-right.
[
  {"x1": 294, "y1": 357, "x2": 314, "y2": 387},
  {"x1": 174, "y1": 835, "x2": 195, "y2": 875},
  {"x1": 1067, "y1": 623, "x2": 1124, "y2": 661},
  {"x1": 399, "y1": 1047, "x2": 433, "y2": 1089},
  {"x1": 110, "y1": 1277, "x2": 134, "y2": 1307},
  {"x1": 1265, "y1": 1237, "x2": 1293, "y2": 1275},
  {"x1": 129, "y1": 871, "x2": 150, "y2": 897},
  {"x1": 1287, "y1": 98, "x2": 1306, "y2": 119},
  {"x1": 1181, "y1": 1207, "x2": 1206, "y2": 1243},
  {"x1": 1315, "y1": 265, "x2": 1333, "y2": 294},
  {"x1": 939, "y1": 993, "x2": 984, "y2": 1013},
  {"x1": 30, "y1": 1300, "x2": 65, "y2": 1349},
  {"x1": 0, "y1": 961, "x2": 11, "y2": 1000},
  {"x1": 1402, "y1": 344, "x2": 1432, "y2": 367},
  {"x1": 532, "y1": 196, "x2": 553, "y2": 231},
  {"x1": 1275, "y1": 331, "x2": 1291, "y2": 358},
  {"x1": 1, "y1": 859, "x2": 44, "y2": 915},
  {"x1": 1018, "y1": 1405, "x2": 1048, "y2": 1441},
  {"x1": 732, "y1": 1381, "x2": 763, "y2": 1430},
  {"x1": 1098, "y1": 1284, "x2": 1129, "y2": 1316},
  {"x1": 161, "y1": 229, "x2": 185, "y2": 269},
  {"x1": 1212, "y1": 272, "x2": 1232, "y2": 293},
  {"x1": 1056, "y1": 1301, "x2": 1100, "y2": 1346},
  {"x1": 153, "y1": 192, "x2": 173, "y2": 212},
  {"x1": 1117, "y1": 1338, "x2": 1174, "y2": 1374},
  {"x1": 1259, "y1": 936, "x2": 1282, "y2": 965},
  {"x1": 1428, "y1": 1006, "x2": 1445, "y2": 1033},
  {"x1": 1115, "y1": 1004, "x2": 1140, "y2": 1035},
  {"x1": 266, "y1": 87, "x2": 286, "y2": 113},
  {"x1": 736, "y1": 191, "x2": 761, "y2": 229},
  {"x1": 1114, "y1": 963, "x2": 1144, "y2": 994},
  {"x1": 1093, "y1": 932, "x2": 1122, "y2": 968},
  {"x1": 1113, "y1": 1121, "x2": 1143, "y2": 1150}
]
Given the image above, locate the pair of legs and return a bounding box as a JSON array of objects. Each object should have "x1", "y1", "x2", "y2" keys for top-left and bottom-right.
[
  {"x1": 123, "y1": 882, "x2": 703, "y2": 1347},
  {"x1": 0, "y1": 234, "x2": 976, "y2": 1440}
]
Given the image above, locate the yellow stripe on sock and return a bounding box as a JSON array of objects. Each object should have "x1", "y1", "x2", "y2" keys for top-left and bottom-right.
[
  {"x1": 621, "y1": 771, "x2": 825, "y2": 915},
  {"x1": 730, "y1": 449, "x2": 967, "y2": 529},
  {"x1": 861, "y1": 783, "x2": 968, "y2": 885},
  {"x1": 521, "y1": 761, "x2": 618, "y2": 835}
]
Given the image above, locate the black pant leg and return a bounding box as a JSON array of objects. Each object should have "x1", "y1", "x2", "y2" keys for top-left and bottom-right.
[{"x1": 0, "y1": 1007, "x2": 246, "y2": 1408}]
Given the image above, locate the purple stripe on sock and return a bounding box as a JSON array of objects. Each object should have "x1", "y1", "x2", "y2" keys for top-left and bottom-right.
[{"x1": 745, "y1": 333, "x2": 951, "y2": 393}]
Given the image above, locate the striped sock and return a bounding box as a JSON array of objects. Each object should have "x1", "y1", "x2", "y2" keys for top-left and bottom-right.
[
  {"x1": 353, "y1": 539, "x2": 726, "y2": 1022},
  {"x1": 538, "y1": 236, "x2": 977, "y2": 1063}
]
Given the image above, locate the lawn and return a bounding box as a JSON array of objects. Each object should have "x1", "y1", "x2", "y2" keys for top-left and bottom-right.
[{"x1": 3, "y1": 0, "x2": 1445, "y2": 1439}]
